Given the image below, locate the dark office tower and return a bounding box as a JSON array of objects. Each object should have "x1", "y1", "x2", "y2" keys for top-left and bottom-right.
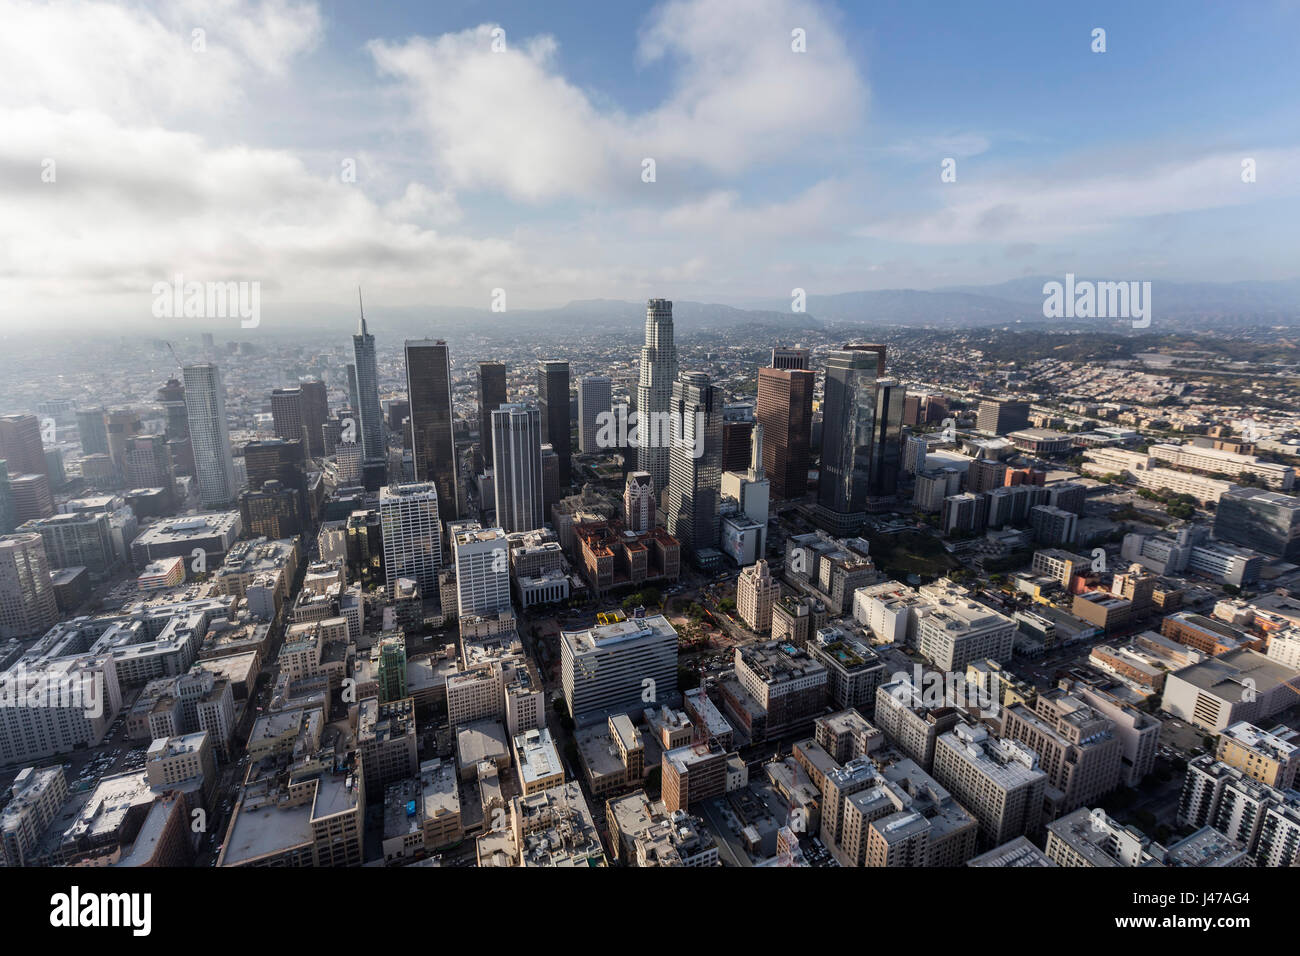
[
  {"x1": 243, "y1": 438, "x2": 305, "y2": 491},
  {"x1": 346, "y1": 363, "x2": 360, "y2": 419},
  {"x1": 0, "y1": 415, "x2": 48, "y2": 479},
  {"x1": 386, "y1": 400, "x2": 410, "y2": 437},
  {"x1": 771, "y1": 346, "x2": 810, "y2": 371},
  {"x1": 903, "y1": 394, "x2": 924, "y2": 427},
  {"x1": 300, "y1": 380, "x2": 329, "y2": 458},
  {"x1": 756, "y1": 366, "x2": 815, "y2": 500},
  {"x1": 76, "y1": 407, "x2": 110, "y2": 456},
  {"x1": 867, "y1": 380, "x2": 906, "y2": 503},
  {"x1": 638, "y1": 299, "x2": 678, "y2": 498},
  {"x1": 977, "y1": 399, "x2": 1030, "y2": 436},
  {"x1": 816, "y1": 348, "x2": 880, "y2": 533},
  {"x1": 721, "y1": 419, "x2": 754, "y2": 473},
  {"x1": 321, "y1": 419, "x2": 343, "y2": 457},
  {"x1": 664, "y1": 371, "x2": 722, "y2": 566},
  {"x1": 0, "y1": 462, "x2": 14, "y2": 534},
  {"x1": 271, "y1": 387, "x2": 309, "y2": 449},
  {"x1": 124, "y1": 434, "x2": 176, "y2": 504},
  {"x1": 352, "y1": 293, "x2": 386, "y2": 469},
  {"x1": 540, "y1": 444, "x2": 560, "y2": 516},
  {"x1": 968, "y1": 459, "x2": 1009, "y2": 494},
  {"x1": 492, "y1": 403, "x2": 544, "y2": 533},
  {"x1": 478, "y1": 362, "x2": 508, "y2": 470},
  {"x1": 538, "y1": 360, "x2": 571, "y2": 489},
  {"x1": 406, "y1": 339, "x2": 460, "y2": 523}
]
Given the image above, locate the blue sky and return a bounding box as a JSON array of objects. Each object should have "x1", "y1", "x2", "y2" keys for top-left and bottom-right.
[{"x1": 3, "y1": 0, "x2": 1299, "y2": 328}]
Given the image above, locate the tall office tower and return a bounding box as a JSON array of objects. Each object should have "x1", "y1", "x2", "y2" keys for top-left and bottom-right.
[
  {"x1": 816, "y1": 348, "x2": 881, "y2": 532},
  {"x1": 183, "y1": 363, "x2": 238, "y2": 509},
  {"x1": 624, "y1": 471, "x2": 656, "y2": 533},
  {"x1": 540, "y1": 445, "x2": 560, "y2": 515},
  {"x1": 771, "y1": 346, "x2": 810, "y2": 371},
  {"x1": 243, "y1": 438, "x2": 305, "y2": 492},
  {"x1": 578, "y1": 375, "x2": 613, "y2": 454},
  {"x1": 637, "y1": 298, "x2": 678, "y2": 498},
  {"x1": 477, "y1": 361, "x2": 507, "y2": 470},
  {"x1": 352, "y1": 295, "x2": 386, "y2": 468},
  {"x1": 270, "y1": 387, "x2": 308, "y2": 449},
  {"x1": 0, "y1": 463, "x2": 13, "y2": 534},
  {"x1": 845, "y1": 342, "x2": 888, "y2": 377},
  {"x1": 0, "y1": 533, "x2": 59, "y2": 639},
  {"x1": 335, "y1": 442, "x2": 362, "y2": 485},
  {"x1": 299, "y1": 380, "x2": 328, "y2": 457},
  {"x1": 453, "y1": 526, "x2": 512, "y2": 617},
  {"x1": 345, "y1": 363, "x2": 360, "y2": 419},
  {"x1": 76, "y1": 407, "x2": 109, "y2": 456},
  {"x1": 902, "y1": 393, "x2": 924, "y2": 427},
  {"x1": 405, "y1": 339, "x2": 460, "y2": 522},
  {"x1": 537, "y1": 360, "x2": 571, "y2": 488},
  {"x1": 0, "y1": 415, "x2": 47, "y2": 479},
  {"x1": 380, "y1": 482, "x2": 442, "y2": 596},
  {"x1": 124, "y1": 435, "x2": 176, "y2": 499},
  {"x1": 492, "y1": 403, "x2": 544, "y2": 533},
  {"x1": 977, "y1": 400, "x2": 1031, "y2": 436},
  {"x1": 105, "y1": 408, "x2": 142, "y2": 483},
  {"x1": 10, "y1": 474, "x2": 54, "y2": 523},
  {"x1": 385, "y1": 399, "x2": 410, "y2": 436},
  {"x1": 664, "y1": 371, "x2": 722, "y2": 564},
  {"x1": 156, "y1": 380, "x2": 193, "y2": 477},
  {"x1": 239, "y1": 480, "x2": 303, "y2": 539},
  {"x1": 866, "y1": 379, "x2": 906, "y2": 503},
  {"x1": 757, "y1": 365, "x2": 815, "y2": 500}
]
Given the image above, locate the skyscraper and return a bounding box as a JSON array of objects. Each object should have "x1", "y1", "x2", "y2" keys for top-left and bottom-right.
[
  {"x1": 406, "y1": 339, "x2": 459, "y2": 522},
  {"x1": 124, "y1": 434, "x2": 176, "y2": 504},
  {"x1": 637, "y1": 299, "x2": 678, "y2": 498},
  {"x1": 299, "y1": 379, "x2": 329, "y2": 458},
  {"x1": 756, "y1": 364, "x2": 815, "y2": 500},
  {"x1": 492, "y1": 403, "x2": 544, "y2": 533},
  {"x1": 0, "y1": 533, "x2": 59, "y2": 639},
  {"x1": 664, "y1": 371, "x2": 722, "y2": 566},
  {"x1": 0, "y1": 462, "x2": 13, "y2": 535},
  {"x1": 183, "y1": 363, "x2": 238, "y2": 508},
  {"x1": 771, "y1": 346, "x2": 810, "y2": 370},
  {"x1": 817, "y1": 347, "x2": 881, "y2": 533},
  {"x1": 271, "y1": 387, "x2": 309, "y2": 448},
  {"x1": 477, "y1": 361, "x2": 507, "y2": 470},
  {"x1": 352, "y1": 293, "x2": 385, "y2": 468},
  {"x1": 452, "y1": 526, "x2": 512, "y2": 618},
  {"x1": 538, "y1": 360, "x2": 571, "y2": 489},
  {"x1": 578, "y1": 375, "x2": 613, "y2": 454},
  {"x1": 105, "y1": 408, "x2": 142, "y2": 484},
  {"x1": 0, "y1": 415, "x2": 47, "y2": 479},
  {"x1": 867, "y1": 379, "x2": 906, "y2": 503},
  {"x1": 380, "y1": 482, "x2": 442, "y2": 596},
  {"x1": 76, "y1": 407, "x2": 109, "y2": 456}
]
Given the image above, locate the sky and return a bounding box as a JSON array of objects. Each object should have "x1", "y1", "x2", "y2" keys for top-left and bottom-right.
[{"x1": 3, "y1": 0, "x2": 1299, "y2": 330}]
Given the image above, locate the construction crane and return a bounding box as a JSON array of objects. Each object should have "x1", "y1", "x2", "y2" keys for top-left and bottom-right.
[{"x1": 165, "y1": 341, "x2": 182, "y2": 371}]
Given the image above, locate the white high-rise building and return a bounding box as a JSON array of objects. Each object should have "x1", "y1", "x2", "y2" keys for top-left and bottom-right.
[
  {"x1": 335, "y1": 441, "x2": 362, "y2": 485},
  {"x1": 183, "y1": 363, "x2": 238, "y2": 508},
  {"x1": 578, "y1": 375, "x2": 613, "y2": 454},
  {"x1": 453, "y1": 526, "x2": 512, "y2": 618},
  {"x1": 491, "y1": 403, "x2": 544, "y2": 533},
  {"x1": 637, "y1": 299, "x2": 678, "y2": 499},
  {"x1": 0, "y1": 533, "x2": 59, "y2": 639},
  {"x1": 380, "y1": 483, "x2": 442, "y2": 596}
]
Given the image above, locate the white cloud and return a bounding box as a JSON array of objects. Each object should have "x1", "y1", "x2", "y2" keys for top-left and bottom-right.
[
  {"x1": 854, "y1": 149, "x2": 1300, "y2": 245},
  {"x1": 369, "y1": 0, "x2": 867, "y2": 202}
]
